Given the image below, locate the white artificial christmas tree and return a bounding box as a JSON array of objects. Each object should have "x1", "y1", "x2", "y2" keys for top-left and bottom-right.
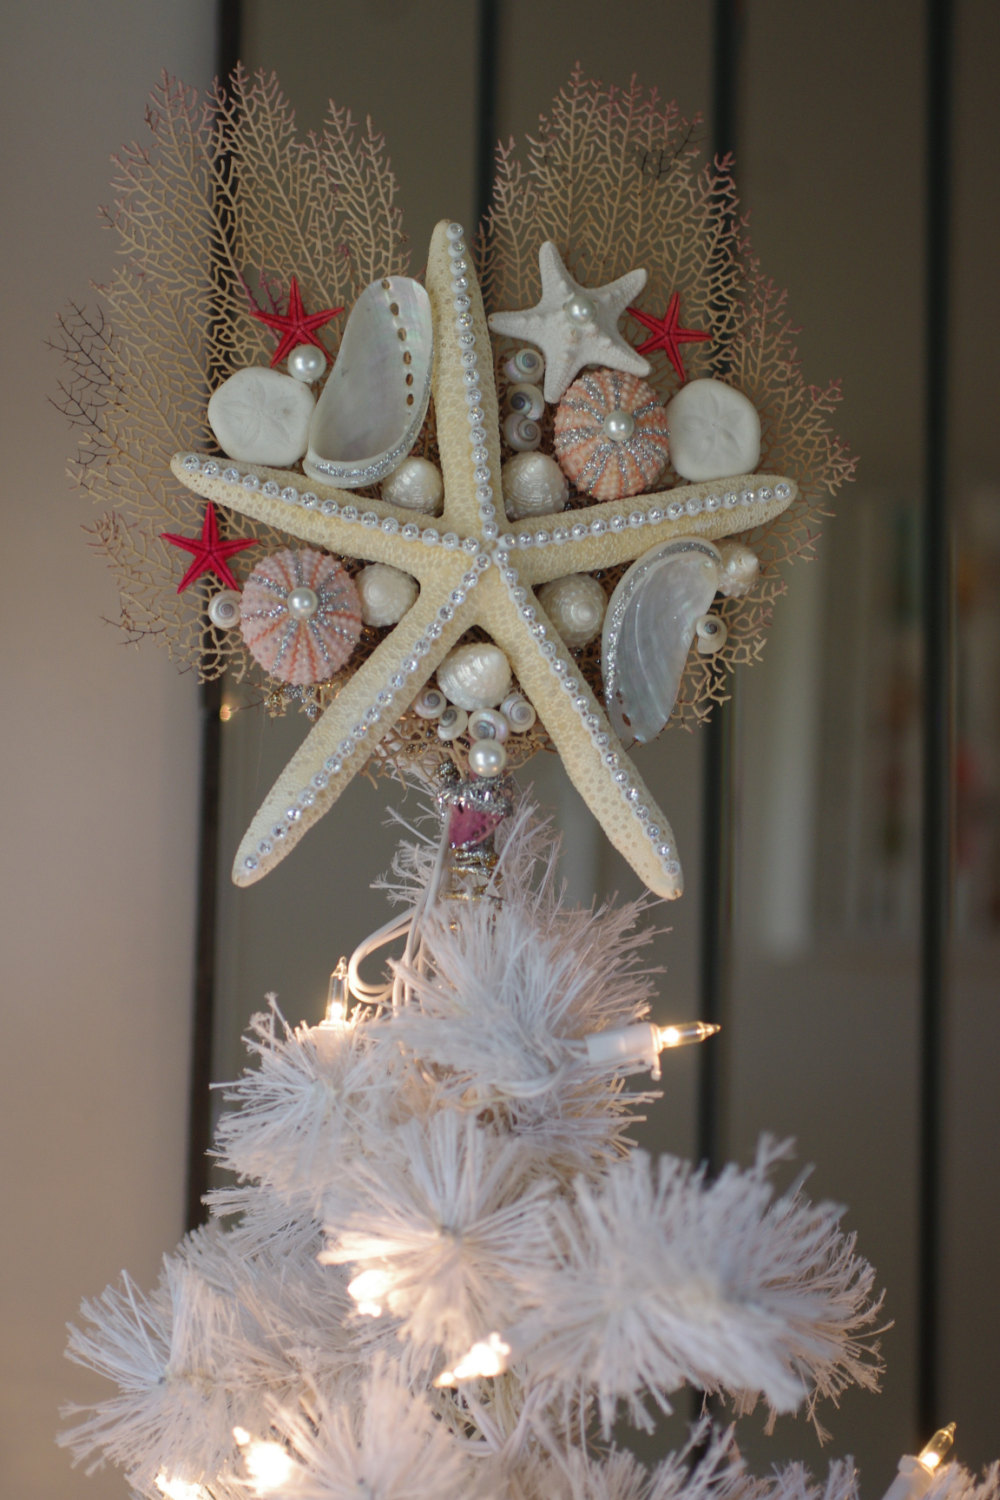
[{"x1": 58, "y1": 783, "x2": 997, "y2": 1500}]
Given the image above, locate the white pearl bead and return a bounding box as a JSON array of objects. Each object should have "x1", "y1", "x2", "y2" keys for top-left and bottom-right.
[
  {"x1": 437, "y1": 706, "x2": 468, "y2": 741},
  {"x1": 501, "y1": 451, "x2": 568, "y2": 519},
  {"x1": 501, "y1": 693, "x2": 536, "y2": 733},
  {"x1": 286, "y1": 586, "x2": 319, "y2": 621},
  {"x1": 665, "y1": 378, "x2": 761, "y2": 481},
  {"x1": 207, "y1": 589, "x2": 241, "y2": 628},
  {"x1": 695, "y1": 613, "x2": 728, "y2": 654},
  {"x1": 437, "y1": 643, "x2": 512, "y2": 710},
  {"x1": 380, "y1": 456, "x2": 444, "y2": 514},
  {"x1": 356, "y1": 563, "x2": 419, "y2": 627},
  {"x1": 563, "y1": 293, "x2": 596, "y2": 324},
  {"x1": 468, "y1": 738, "x2": 507, "y2": 777},
  {"x1": 287, "y1": 343, "x2": 327, "y2": 383},
  {"x1": 603, "y1": 408, "x2": 635, "y2": 443},
  {"x1": 537, "y1": 573, "x2": 607, "y2": 649},
  {"x1": 468, "y1": 708, "x2": 509, "y2": 742}
]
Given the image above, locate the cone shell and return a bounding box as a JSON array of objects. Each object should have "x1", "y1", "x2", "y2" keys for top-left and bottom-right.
[
  {"x1": 553, "y1": 369, "x2": 670, "y2": 501},
  {"x1": 240, "y1": 548, "x2": 362, "y2": 686}
]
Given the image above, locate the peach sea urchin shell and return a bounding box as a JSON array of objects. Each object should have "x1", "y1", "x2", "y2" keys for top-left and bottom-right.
[
  {"x1": 553, "y1": 369, "x2": 670, "y2": 501},
  {"x1": 240, "y1": 548, "x2": 362, "y2": 686}
]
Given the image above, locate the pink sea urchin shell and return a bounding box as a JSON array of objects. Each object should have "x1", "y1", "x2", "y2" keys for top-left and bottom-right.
[
  {"x1": 240, "y1": 547, "x2": 362, "y2": 686},
  {"x1": 553, "y1": 369, "x2": 670, "y2": 501}
]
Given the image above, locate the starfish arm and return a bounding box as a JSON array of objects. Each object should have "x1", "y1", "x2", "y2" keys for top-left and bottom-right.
[
  {"x1": 602, "y1": 266, "x2": 649, "y2": 317},
  {"x1": 427, "y1": 221, "x2": 502, "y2": 537},
  {"x1": 169, "y1": 454, "x2": 452, "y2": 581},
  {"x1": 232, "y1": 586, "x2": 474, "y2": 885},
  {"x1": 503, "y1": 474, "x2": 798, "y2": 587},
  {"x1": 483, "y1": 579, "x2": 683, "y2": 900}
]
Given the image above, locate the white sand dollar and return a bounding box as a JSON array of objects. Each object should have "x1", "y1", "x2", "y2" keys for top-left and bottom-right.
[
  {"x1": 207, "y1": 367, "x2": 315, "y2": 466},
  {"x1": 437, "y1": 642, "x2": 512, "y2": 711},
  {"x1": 356, "y1": 563, "x2": 419, "y2": 627},
  {"x1": 501, "y1": 451, "x2": 568, "y2": 519},
  {"x1": 665, "y1": 378, "x2": 761, "y2": 481}
]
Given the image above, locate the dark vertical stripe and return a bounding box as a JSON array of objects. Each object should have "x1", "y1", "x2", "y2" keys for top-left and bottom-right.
[
  {"x1": 474, "y1": 0, "x2": 500, "y2": 232},
  {"x1": 184, "y1": 0, "x2": 245, "y2": 1233},
  {"x1": 696, "y1": 0, "x2": 743, "y2": 1180},
  {"x1": 216, "y1": 0, "x2": 242, "y2": 81},
  {"x1": 185, "y1": 678, "x2": 223, "y2": 1231},
  {"x1": 690, "y1": 0, "x2": 743, "y2": 1429},
  {"x1": 917, "y1": 0, "x2": 955, "y2": 1442}
]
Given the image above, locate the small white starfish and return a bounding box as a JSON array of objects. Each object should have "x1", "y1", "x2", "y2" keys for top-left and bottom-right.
[
  {"x1": 171, "y1": 221, "x2": 795, "y2": 896},
  {"x1": 488, "y1": 242, "x2": 651, "y2": 403}
]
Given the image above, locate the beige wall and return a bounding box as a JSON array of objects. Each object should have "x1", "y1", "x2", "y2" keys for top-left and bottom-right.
[{"x1": 1, "y1": 5, "x2": 213, "y2": 1495}]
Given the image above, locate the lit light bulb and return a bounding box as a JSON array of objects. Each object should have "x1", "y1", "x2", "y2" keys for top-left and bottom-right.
[
  {"x1": 233, "y1": 1427, "x2": 295, "y2": 1494},
  {"x1": 584, "y1": 1019, "x2": 720, "y2": 1080},
  {"x1": 347, "y1": 1267, "x2": 392, "y2": 1316},
  {"x1": 918, "y1": 1424, "x2": 957, "y2": 1473},
  {"x1": 155, "y1": 1475, "x2": 208, "y2": 1500},
  {"x1": 219, "y1": 702, "x2": 234, "y2": 723},
  {"x1": 322, "y1": 956, "x2": 350, "y2": 1027},
  {"x1": 434, "y1": 1332, "x2": 511, "y2": 1387},
  {"x1": 880, "y1": 1423, "x2": 957, "y2": 1500},
  {"x1": 655, "y1": 1021, "x2": 720, "y2": 1049}
]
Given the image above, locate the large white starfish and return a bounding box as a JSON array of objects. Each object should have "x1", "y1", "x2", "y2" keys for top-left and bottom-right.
[
  {"x1": 171, "y1": 220, "x2": 795, "y2": 895},
  {"x1": 488, "y1": 242, "x2": 650, "y2": 403}
]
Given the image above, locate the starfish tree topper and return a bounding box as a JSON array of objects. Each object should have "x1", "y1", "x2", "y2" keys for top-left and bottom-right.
[{"x1": 172, "y1": 222, "x2": 795, "y2": 897}]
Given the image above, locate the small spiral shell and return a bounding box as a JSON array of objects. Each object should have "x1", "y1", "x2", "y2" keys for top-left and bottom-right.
[
  {"x1": 207, "y1": 589, "x2": 241, "y2": 629},
  {"x1": 468, "y1": 707, "x2": 509, "y2": 742},
  {"x1": 505, "y1": 382, "x2": 545, "y2": 419},
  {"x1": 414, "y1": 686, "x2": 447, "y2": 719},
  {"x1": 437, "y1": 705, "x2": 469, "y2": 741},
  {"x1": 504, "y1": 347, "x2": 545, "y2": 382},
  {"x1": 501, "y1": 693, "x2": 536, "y2": 733},
  {"x1": 694, "y1": 613, "x2": 728, "y2": 654},
  {"x1": 503, "y1": 412, "x2": 542, "y2": 451}
]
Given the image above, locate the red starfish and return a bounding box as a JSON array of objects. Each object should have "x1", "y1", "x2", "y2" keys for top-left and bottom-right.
[
  {"x1": 161, "y1": 502, "x2": 258, "y2": 592},
  {"x1": 251, "y1": 277, "x2": 343, "y2": 368},
  {"x1": 628, "y1": 292, "x2": 711, "y2": 383}
]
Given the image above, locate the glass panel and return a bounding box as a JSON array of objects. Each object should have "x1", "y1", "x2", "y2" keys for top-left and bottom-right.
[{"x1": 729, "y1": 2, "x2": 927, "y2": 1478}]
